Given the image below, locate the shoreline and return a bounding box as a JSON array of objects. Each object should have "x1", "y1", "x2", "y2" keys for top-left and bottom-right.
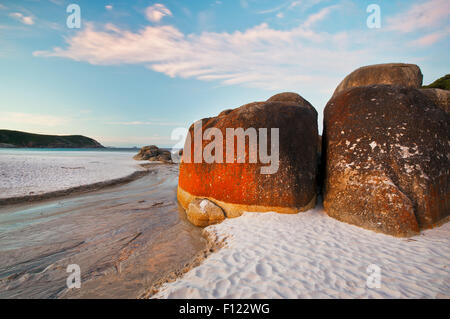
[
  {"x1": 1, "y1": 153, "x2": 448, "y2": 298},
  {"x1": 142, "y1": 226, "x2": 227, "y2": 299},
  {"x1": 0, "y1": 164, "x2": 204, "y2": 299},
  {"x1": 0, "y1": 169, "x2": 150, "y2": 206}
]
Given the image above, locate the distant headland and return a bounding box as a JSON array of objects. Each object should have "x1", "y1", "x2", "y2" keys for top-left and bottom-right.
[{"x1": 0, "y1": 129, "x2": 104, "y2": 148}]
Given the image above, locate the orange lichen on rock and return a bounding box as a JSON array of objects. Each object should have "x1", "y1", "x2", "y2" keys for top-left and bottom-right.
[{"x1": 178, "y1": 93, "x2": 319, "y2": 221}]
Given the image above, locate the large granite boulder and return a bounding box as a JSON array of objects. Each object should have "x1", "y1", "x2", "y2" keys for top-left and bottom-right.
[
  {"x1": 133, "y1": 145, "x2": 172, "y2": 163},
  {"x1": 333, "y1": 63, "x2": 423, "y2": 97},
  {"x1": 186, "y1": 199, "x2": 225, "y2": 227},
  {"x1": 323, "y1": 85, "x2": 449, "y2": 236},
  {"x1": 178, "y1": 93, "x2": 319, "y2": 219},
  {"x1": 420, "y1": 88, "x2": 449, "y2": 113}
]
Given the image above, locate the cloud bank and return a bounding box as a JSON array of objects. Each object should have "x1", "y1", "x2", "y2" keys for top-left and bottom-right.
[
  {"x1": 33, "y1": 1, "x2": 449, "y2": 91},
  {"x1": 34, "y1": 5, "x2": 366, "y2": 91}
]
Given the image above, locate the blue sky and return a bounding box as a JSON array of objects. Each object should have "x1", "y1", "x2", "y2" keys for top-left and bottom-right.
[{"x1": 0, "y1": 0, "x2": 449, "y2": 147}]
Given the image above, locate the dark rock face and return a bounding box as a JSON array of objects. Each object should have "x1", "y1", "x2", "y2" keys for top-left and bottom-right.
[
  {"x1": 323, "y1": 85, "x2": 449, "y2": 236},
  {"x1": 133, "y1": 145, "x2": 172, "y2": 163},
  {"x1": 420, "y1": 88, "x2": 449, "y2": 113},
  {"x1": 178, "y1": 93, "x2": 319, "y2": 218},
  {"x1": 267, "y1": 92, "x2": 316, "y2": 112},
  {"x1": 333, "y1": 63, "x2": 423, "y2": 97}
]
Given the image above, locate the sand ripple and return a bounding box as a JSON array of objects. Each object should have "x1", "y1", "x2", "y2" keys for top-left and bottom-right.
[{"x1": 154, "y1": 206, "x2": 450, "y2": 299}]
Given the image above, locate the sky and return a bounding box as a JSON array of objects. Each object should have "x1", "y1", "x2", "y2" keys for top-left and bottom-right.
[{"x1": 0, "y1": 0, "x2": 449, "y2": 147}]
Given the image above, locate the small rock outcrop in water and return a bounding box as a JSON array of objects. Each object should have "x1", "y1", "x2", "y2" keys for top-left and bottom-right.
[
  {"x1": 0, "y1": 129, "x2": 103, "y2": 148},
  {"x1": 0, "y1": 143, "x2": 17, "y2": 148},
  {"x1": 186, "y1": 198, "x2": 225, "y2": 227},
  {"x1": 332, "y1": 63, "x2": 423, "y2": 97},
  {"x1": 178, "y1": 92, "x2": 319, "y2": 220},
  {"x1": 323, "y1": 84, "x2": 449, "y2": 236},
  {"x1": 133, "y1": 145, "x2": 172, "y2": 163}
]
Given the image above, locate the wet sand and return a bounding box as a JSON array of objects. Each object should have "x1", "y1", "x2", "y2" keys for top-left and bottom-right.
[{"x1": 0, "y1": 164, "x2": 206, "y2": 298}]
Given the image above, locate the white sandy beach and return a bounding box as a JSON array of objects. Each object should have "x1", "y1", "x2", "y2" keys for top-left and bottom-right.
[
  {"x1": 154, "y1": 207, "x2": 450, "y2": 299},
  {"x1": 0, "y1": 150, "x2": 147, "y2": 199}
]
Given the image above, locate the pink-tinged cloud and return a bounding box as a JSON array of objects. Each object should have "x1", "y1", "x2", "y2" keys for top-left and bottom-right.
[
  {"x1": 9, "y1": 12, "x2": 34, "y2": 25},
  {"x1": 387, "y1": 0, "x2": 450, "y2": 33},
  {"x1": 33, "y1": 6, "x2": 368, "y2": 91},
  {"x1": 410, "y1": 27, "x2": 450, "y2": 47},
  {"x1": 145, "y1": 4, "x2": 172, "y2": 23}
]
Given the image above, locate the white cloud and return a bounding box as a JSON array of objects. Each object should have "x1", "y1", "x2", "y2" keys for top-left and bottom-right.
[
  {"x1": 145, "y1": 4, "x2": 172, "y2": 23},
  {"x1": 302, "y1": 5, "x2": 338, "y2": 28},
  {"x1": 257, "y1": 0, "x2": 337, "y2": 22},
  {"x1": 49, "y1": 0, "x2": 64, "y2": 5},
  {"x1": 105, "y1": 5, "x2": 113, "y2": 11},
  {"x1": 33, "y1": 5, "x2": 367, "y2": 91},
  {"x1": 0, "y1": 112, "x2": 69, "y2": 127},
  {"x1": 289, "y1": 1, "x2": 302, "y2": 9},
  {"x1": 9, "y1": 12, "x2": 34, "y2": 25},
  {"x1": 257, "y1": 3, "x2": 288, "y2": 14},
  {"x1": 387, "y1": 0, "x2": 450, "y2": 33},
  {"x1": 290, "y1": 0, "x2": 330, "y2": 11}
]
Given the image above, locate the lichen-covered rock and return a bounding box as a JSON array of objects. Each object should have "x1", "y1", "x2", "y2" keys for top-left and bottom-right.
[
  {"x1": 333, "y1": 63, "x2": 423, "y2": 97},
  {"x1": 420, "y1": 88, "x2": 449, "y2": 113},
  {"x1": 133, "y1": 145, "x2": 172, "y2": 163},
  {"x1": 178, "y1": 93, "x2": 319, "y2": 219},
  {"x1": 186, "y1": 199, "x2": 225, "y2": 227},
  {"x1": 323, "y1": 85, "x2": 449, "y2": 237}
]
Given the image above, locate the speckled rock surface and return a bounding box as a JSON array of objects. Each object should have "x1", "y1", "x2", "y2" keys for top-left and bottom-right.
[
  {"x1": 420, "y1": 88, "x2": 449, "y2": 113},
  {"x1": 323, "y1": 85, "x2": 449, "y2": 237}
]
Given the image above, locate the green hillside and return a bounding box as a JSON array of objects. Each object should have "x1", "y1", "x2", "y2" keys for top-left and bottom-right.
[
  {"x1": 423, "y1": 74, "x2": 450, "y2": 90},
  {"x1": 0, "y1": 130, "x2": 104, "y2": 148}
]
